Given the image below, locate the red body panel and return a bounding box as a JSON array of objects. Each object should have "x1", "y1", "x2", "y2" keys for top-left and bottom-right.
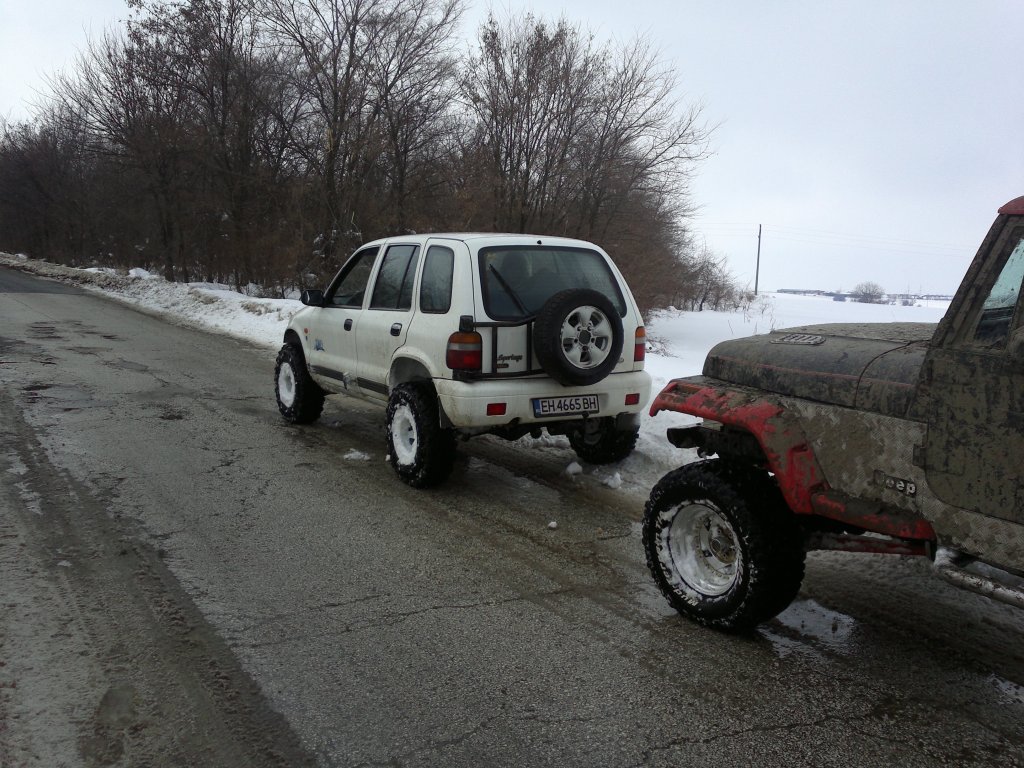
[
  {"x1": 651, "y1": 378, "x2": 937, "y2": 542},
  {"x1": 998, "y1": 196, "x2": 1024, "y2": 215},
  {"x1": 651, "y1": 379, "x2": 825, "y2": 515}
]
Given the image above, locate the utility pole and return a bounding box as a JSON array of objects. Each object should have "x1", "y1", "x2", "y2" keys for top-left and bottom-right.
[{"x1": 755, "y1": 224, "x2": 762, "y2": 296}]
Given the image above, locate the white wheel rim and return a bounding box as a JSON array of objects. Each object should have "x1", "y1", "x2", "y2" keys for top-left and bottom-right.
[
  {"x1": 660, "y1": 501, "x2": 739, "y2": 596},
  {"x1": 560, "y1": 306, "x2": 613, "y2": 369},
  {"x1": 390, "y1": 404, "x2": 419, "y2": 466},
  {"x1": 278, "y1": 363, "x2": 297, "y2": 407}
]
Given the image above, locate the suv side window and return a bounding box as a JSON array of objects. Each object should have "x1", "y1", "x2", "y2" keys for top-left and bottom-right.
[
  {"x1": 972, "y1": 232, "x2": 1024, "y2": 347},
  {"x1": 327, "y1": 247, "x2": 378, "y2": 307},
  {"x1": 370, "y1": 244, "x2": 420, "y2": 311},
  {"x1": 420, "y1": 245, "x2": 455, "y2": 313}
]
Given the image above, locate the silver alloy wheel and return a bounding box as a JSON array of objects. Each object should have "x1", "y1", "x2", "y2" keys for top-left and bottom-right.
[
  {"x1": 390, "y1": 403, "x2": 419, "y2": 466},
  {"x1": 277, "y1": 363, "x2": 297, "y2": 407},
  {"x1": 560, "y1": 306, "x2": 614, "y2": 369},
  {"x1": 661, "y1": 500, "x2": 739, "y2": 596}
]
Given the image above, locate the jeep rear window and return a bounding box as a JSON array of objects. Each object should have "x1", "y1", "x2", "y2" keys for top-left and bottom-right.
[{"x1": 478, "y1": 246, "x2": 626, "y2": 321}]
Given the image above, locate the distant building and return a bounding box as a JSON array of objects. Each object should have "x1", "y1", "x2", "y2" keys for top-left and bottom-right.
[{"x1": 778, "y1": 289, "x2": 955, "y2": 302}]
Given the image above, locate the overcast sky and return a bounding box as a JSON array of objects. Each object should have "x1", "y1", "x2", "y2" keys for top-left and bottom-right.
[{"x1": 2, "y1": 1, "x2": 1022, "y2": 294}]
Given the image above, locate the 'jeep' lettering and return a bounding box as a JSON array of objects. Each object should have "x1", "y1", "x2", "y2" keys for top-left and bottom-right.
[{"x1": 873, "y1": 470, "x2": 917, "y2": 497}]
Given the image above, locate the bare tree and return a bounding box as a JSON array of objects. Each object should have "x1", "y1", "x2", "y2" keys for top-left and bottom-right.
[
  {"x1": 366, "y1": 0, "x2": 462, "y2": 232},
  {"x1": 260, "y1": 0, "x2": 462, "y2": 263},
  {"x1": 128, "y1": 0, "x2": 302, "y2": 288},
  {"x1": 50, "y1": 21, "x2": 197, "y2": 280},
  {"x1": 852, "y1": 280, "x2": 886, "y2": 304},
  {"x1": 0, "y1": 112, "x2": 91, "y2": 260},
  {"x1": 1, "y1": 0, "x2": 743, "y2": 311},
  {"x1": 574, "y1": 37, "x2": 710, "y2": 244},
  {"x1": 461, "y1": 12, "x2": 713, "y2": 309},
  {"x1": 462, "y1": 14, "x2": 601, "y2": 232}
]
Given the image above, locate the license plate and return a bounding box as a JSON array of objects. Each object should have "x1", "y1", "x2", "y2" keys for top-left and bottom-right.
[{"x1": 532, "y1": 394, "x2": 600, "y2": 418}]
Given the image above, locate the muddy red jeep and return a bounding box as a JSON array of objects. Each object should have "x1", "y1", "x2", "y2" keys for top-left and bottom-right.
[{"x1": 643, "y1": 196, "x2": 1024, "y2": 630}]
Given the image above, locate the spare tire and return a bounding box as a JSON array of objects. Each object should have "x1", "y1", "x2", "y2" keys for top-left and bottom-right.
[{"x1": 533, "y1": 289, "x2": 624, "y2": 386}]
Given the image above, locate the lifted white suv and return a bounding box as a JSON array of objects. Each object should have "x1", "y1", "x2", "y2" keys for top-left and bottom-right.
[{"x1": 274, "y1": 233, "x2": 652, "y2": 487}]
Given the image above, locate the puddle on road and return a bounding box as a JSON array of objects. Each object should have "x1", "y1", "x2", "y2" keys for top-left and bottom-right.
[
  {"x1": 21, "y1": 383, "x2": 114, "y2": 413},
  {"x1": 763, "y1": 599, "x2": 859, "y2": 659}
]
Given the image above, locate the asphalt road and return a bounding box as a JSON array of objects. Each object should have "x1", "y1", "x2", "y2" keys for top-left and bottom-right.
[{"x1": 2, "y1": 266, "x2": 1024, "y2": 767}]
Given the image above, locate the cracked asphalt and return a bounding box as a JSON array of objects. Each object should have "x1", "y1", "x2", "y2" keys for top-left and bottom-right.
[{"x1": 2, "y1": 267, "x2": 1024, "y2": 767}]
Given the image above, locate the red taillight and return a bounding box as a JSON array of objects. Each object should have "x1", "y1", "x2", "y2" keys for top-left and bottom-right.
[
  {"x1": 625, "y1": 393, "x2": 641, "y2": 406},
  {"x1": 634, "y1": 326, "x2": 646, "y2": 362},
  {"x1": 446, "y1": 331, "x2": 482, "y2": 371},
  {"x1": 486, "y1": 402, "x2": 507, "y2": 416}
]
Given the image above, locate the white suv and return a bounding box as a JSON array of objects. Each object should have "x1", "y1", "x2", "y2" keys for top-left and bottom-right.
[{"x1": 274, "y1": 233, "x2": 652, "y2": 487}]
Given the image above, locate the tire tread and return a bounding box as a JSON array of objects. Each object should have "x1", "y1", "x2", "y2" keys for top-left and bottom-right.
[{"x1": 642, "y1": 460, "x2": 805, "y2": 631}]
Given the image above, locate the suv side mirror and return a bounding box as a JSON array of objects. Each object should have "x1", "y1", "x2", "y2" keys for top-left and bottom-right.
[{"x1": 301, "y1": 289, "x2": 325, "y2": 307}]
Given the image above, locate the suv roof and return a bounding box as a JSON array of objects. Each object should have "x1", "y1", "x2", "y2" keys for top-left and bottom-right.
[{"x1": 360, "y1": 233, "x2": 603, "y2": 249}]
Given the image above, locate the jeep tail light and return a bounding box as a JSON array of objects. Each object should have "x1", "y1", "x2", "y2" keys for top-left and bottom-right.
[
  {"x1": 486, "y1": 402, "x2": 507, "y2": 416},
  {"x1": 634, "y1": 326, "x2": 646, "y2": 362},
  {"x1": 625, "y1": 393, "x2": 641, "y2": 406},
  {"x1": 446, "y1": 331, "x2": 482, "y2": 371}
]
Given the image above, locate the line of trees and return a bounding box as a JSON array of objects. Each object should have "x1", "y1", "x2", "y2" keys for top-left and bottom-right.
[{"x1": 0, "y1": 0, "x2": 745, "y2": 311}]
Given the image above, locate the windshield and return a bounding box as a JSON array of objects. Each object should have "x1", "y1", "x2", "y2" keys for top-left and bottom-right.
[{"x1": 478, "y1": 246, "x2": 627, "y2": 320}]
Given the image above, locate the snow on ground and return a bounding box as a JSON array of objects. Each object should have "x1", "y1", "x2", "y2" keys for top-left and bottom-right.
[{"x1": 0, "y1": 253, "x2": 952, "y2": 497}]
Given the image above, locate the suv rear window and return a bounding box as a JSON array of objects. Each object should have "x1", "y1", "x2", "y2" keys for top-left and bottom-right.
[{"x1": 479, "y1": 246, "x2": 626, "y2": 321}]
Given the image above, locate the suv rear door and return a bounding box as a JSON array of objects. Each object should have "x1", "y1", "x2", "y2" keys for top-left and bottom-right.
[{"x1": 354, "y1": 242, "x2": 421, "y2": 400}]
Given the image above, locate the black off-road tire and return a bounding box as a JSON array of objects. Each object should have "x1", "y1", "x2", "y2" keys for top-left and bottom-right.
[
  {"x1": 533, "y1": 289, "x2": 624, "y2": 387},
  {"x1": 642, "y1": 459, "x2": 806, "y2": 631},
  {"x1": 275, "y1": 343, "x2": 325, "y2": 424},
  {"x1": 568, "y1": 418, "x2": 639, "y2": 464},
  {"x1": 386, "y1": 383, "x2": 456, "y2": 488}
]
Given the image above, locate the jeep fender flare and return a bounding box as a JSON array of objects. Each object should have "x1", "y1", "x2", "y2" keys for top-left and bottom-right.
[
  {"x1": 651, "y1": 378, "x2": 828, "y2": 517},
  {"x1": 651, "y1": 377, "x2": 936, "y2": 541}
]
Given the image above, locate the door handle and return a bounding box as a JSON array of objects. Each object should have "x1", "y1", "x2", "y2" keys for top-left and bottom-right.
[
  {"x1": 344, "y1": 319, "x2": 353, "y2": 331},
  {"x1": 390, "y1": 323, "x2": 402, "y2": 337}
]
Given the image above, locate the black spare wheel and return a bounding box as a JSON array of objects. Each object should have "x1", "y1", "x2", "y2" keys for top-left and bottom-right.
[{"x1": 533, "y1": 289, "x2": 624, "y2": 386}]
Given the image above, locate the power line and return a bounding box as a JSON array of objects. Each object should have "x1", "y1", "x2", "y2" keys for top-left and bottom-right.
[{"x1": 692, "y1": 221, "x2": 974, "y2": 258}]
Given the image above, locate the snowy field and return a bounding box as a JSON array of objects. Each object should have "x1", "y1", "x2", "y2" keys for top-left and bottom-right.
[{"x1": 1, "y1": 253, "x2": 953, "y2": 496}]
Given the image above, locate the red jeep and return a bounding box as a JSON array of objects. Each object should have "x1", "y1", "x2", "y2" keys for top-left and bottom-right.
[{"x1": 643, "y1": 196, "x2": 1024, "y2": 630}]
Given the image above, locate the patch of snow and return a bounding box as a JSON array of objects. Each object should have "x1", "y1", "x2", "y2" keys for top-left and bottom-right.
[
  {"x1": 547, "y1": 521, "x2": 558, "y2": 530},
  {"x1": 83, "y1": 267, "x2": 118, "y2": 275},
  {"x1": 602, "y1": 472, "x2": 623, "y2": 489},
  {"x1": 128, "y1": 267, "x2": 155, "y2": 279},
  {"x1": 564, "y1": 462, "x2": 583, "y2": 477},
  {"x1": 343, "y1": 449, "x2": 371, "y2": 461},
  {"x1": 57, "y1": 560, "x2": 72, "y2": 568},
  {"x1": 188, "y1": 281, "x2": 235, "y2": 292},
  {"x1": 991, "y1": 674, "x2": 1024, "y2": 705}
]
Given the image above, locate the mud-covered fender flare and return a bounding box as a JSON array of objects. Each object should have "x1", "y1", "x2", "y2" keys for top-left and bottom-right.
[{"x1": 650, "y1": 377, "x2": 826, "y2": 516}]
